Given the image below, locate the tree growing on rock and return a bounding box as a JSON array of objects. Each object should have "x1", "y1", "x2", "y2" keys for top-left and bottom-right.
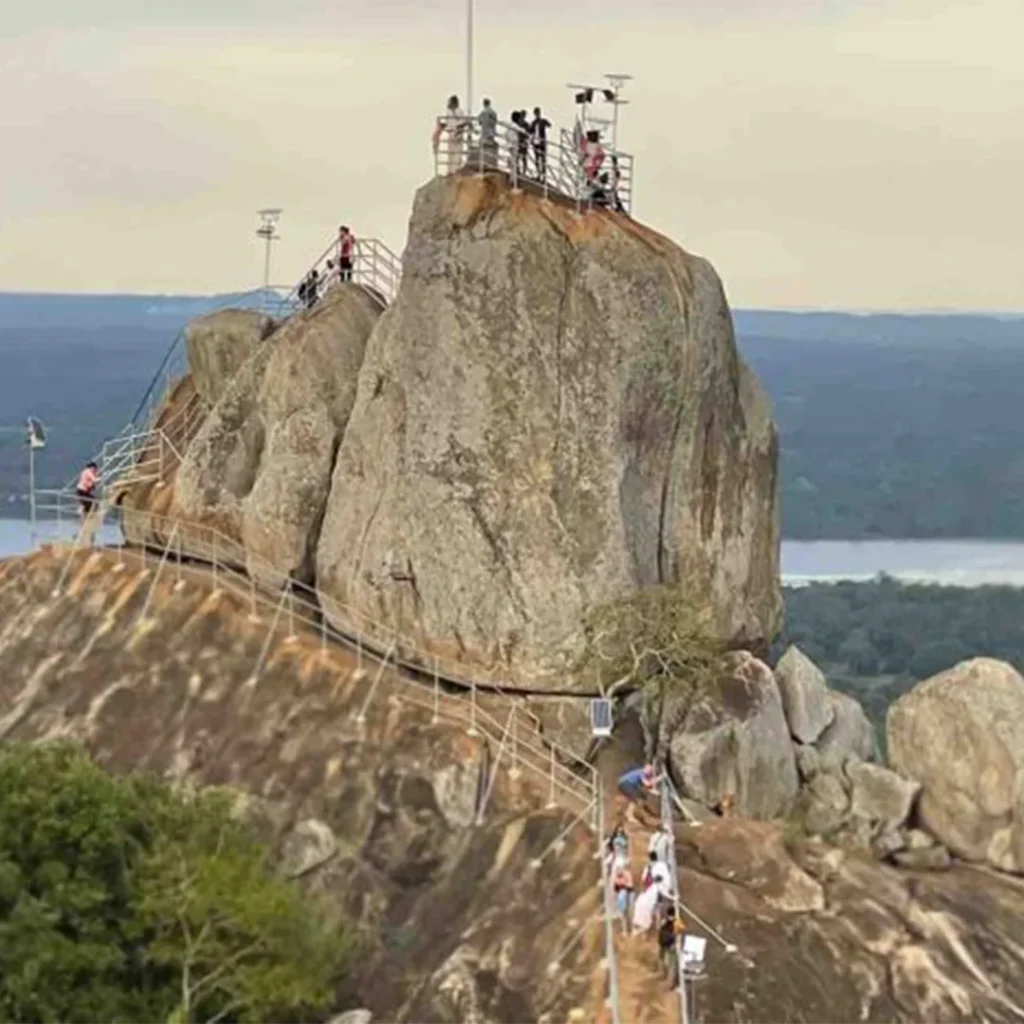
[
  {"x1": 573, "y1": 586, "x2": 724, "y2": 757},
  {"x1": 0, "y1": 742, "x2": 353, "y2": 1023}
]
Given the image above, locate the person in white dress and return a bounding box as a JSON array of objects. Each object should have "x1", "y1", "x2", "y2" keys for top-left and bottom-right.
[
  {"x1": 632, "y1": 852, "x2": 675, "y2": 934},
  {"x1": 433, "y1": 94, "x2": 466, "y2": 173}
]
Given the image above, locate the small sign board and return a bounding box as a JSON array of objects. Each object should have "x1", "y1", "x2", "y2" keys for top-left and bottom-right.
[
  {"x1": 589, "y1": 698, "x2": 613, "y2": 737},
  {"x1": 682, "y1": 934, "x2": 707, "y2": 968}
]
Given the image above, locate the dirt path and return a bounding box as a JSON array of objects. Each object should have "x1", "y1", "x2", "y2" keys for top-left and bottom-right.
[{"x1": 592, "y1": 796, "x2": 682, "y2": 1024}]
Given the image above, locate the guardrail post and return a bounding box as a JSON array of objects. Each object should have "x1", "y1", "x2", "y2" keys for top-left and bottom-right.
[
  {"x1": 509, "y1": 711, "x2": 520, "y2": 779},
  {"x1": 356, "y1": 629, "x2": 363, "y2": 675},
  {"x1": 547, "y1": 745, "x2": 557, "y2": 808},
  {"x1": 249, "y1": 576, "x2": 257, "y2": 618},
  {"x1": 467, "y1": 680, "x2": 479, "y2": 737},
  {"x1": 287, "y1": 588, "x2": 296, "y2": 641},
  {"x1": 211, "y1": 531, "x2": 218, "y2": 590},
  {"x1": 432, "y1": 655, "x2": 440, "y2": 724},
  {"x1": 175, "y1": 529, "x2": 183, "y2": 585},
  {"x1": 319, "y1": 600, "x2": 328, "y2": 655}
]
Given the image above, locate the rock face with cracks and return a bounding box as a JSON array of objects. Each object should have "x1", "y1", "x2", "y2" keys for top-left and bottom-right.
[
  {"x1": 173, "y1": 285, "x2": 383, "y2": 584},
  {"x1": 315, "y1": 173, "x2": 781, "y2": 685},
  {"x1": 664, "y1": 650, "x2": 799, "y2": 819},
  {"x1": 888, "y1": 657, "x2": 1024, "y2": 872},
  {"x1": 185, "y1": 309, "x2": 276, "y2": 407}
]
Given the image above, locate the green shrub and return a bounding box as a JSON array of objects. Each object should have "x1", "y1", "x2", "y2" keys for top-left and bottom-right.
[{"x1": 0, "y1": 742, "x2": 353, "y2": 1024}]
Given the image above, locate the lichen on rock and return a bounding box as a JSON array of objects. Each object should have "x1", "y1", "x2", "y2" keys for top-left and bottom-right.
[
  {"x1": 315, "y1": 173, "x2": 780, "y2": 685},
  {"x1": 173, "y1": 285, "x2": 383, "y2": 584}
]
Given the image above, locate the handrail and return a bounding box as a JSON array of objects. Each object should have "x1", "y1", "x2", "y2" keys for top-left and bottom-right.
[
  {"x1": 32, "y1": 490, "x2": 594, "y2": 794},
  {"x1": 278, "y1": 236, "x2": 403, "y2": 316},
  {"x1": 432, "y1": 113, "x2": 634, "y2": 216},
  {"x1": 32, "y1": 482, "x2": 621, "y2": 1018}
]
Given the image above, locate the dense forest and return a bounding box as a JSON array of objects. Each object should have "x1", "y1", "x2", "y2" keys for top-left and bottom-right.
[
  {"x1": 1, "y1": 300, "x2": 1023, "y2": 539},
  {"x1": 772, "y1": 576, "x2": 1024, "y2": 741},
  {"x1": 737, "y1": 311, "x2": 1024, "y2": 539}
]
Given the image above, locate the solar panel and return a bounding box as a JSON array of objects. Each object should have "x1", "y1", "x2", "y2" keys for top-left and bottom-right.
[{"x1": 589, "y1": 698, "x2": 613, "y2": 737}]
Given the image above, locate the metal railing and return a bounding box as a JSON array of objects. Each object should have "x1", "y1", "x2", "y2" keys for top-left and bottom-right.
[
  {"x1": 432, "y1": 114, "x2": 635, "y2": 216},
  {"x1": 33, "y1": 486, "x2": 621, "y2": 1018},
  {"x1": 660, "y1": 773, "x2": 740, "y2": 1023},
  {"x1": 275, "y1": 237, "x2": 403, "y2": 317}
]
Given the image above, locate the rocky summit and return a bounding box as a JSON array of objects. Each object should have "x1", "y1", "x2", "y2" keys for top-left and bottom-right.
[
  {"x1": 129, "y1": 172, "x2": 779, "y2": 686},
  {"x1": 317, "y1": 175, "x2": 779, "y2": 683}
]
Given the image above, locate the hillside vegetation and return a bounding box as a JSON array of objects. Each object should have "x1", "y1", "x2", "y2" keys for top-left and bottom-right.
[{"x1": 773, "y1": 575, "x2": 1024, "y2": 741}]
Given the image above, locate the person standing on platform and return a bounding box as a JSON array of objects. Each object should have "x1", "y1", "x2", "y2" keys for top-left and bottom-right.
[
  {"x1": 338, "y1": 225, "x2": 355, "y2": 283},
  {"x1": 478, "y1": 98, "x2": 498, "y2": 168},
  {"x1": 530, "y1": 106, "x2": 551, "y2": 181}
]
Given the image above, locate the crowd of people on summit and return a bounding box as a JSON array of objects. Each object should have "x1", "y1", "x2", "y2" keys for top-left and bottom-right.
[
  {"x1": 432, "y1": 94, "x2": 626, "y2": 212},
  {"x1": 290, "y1": 91, "x2": 627, "y2": 313},
  {"x1": 608, "y1": 764, "x2": 687, "y2": 990}
]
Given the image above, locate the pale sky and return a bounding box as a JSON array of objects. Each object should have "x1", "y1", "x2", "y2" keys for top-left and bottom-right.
[{"x1": 1, "y1": 0, "x2": 1021, "y2": 310}]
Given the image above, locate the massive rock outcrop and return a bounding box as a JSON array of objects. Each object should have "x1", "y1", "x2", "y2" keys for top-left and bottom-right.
[
  {"x1": 315, "y1": 173, "x2": 780, "y2": 684},
  {"x1": 186, "y1": 308, "x2": 276, "y2": 407},
  {"x1": 888, "y1": 657, "x2": 1024, "y2": 872},
  {"x1": 173, "y1": 285, "x2": 383, "y2": 583}
]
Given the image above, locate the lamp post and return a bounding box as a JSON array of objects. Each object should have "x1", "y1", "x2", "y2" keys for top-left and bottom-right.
[
  {"x1": 0, "y1": 419, "x2": 46, "y2": 547},
  {"x1": 26, "y1": 418, "x2": 46, "y2": 546},
  {"x1": 466, "y1": 0, "x2": 474, "y2": 114},
  {"x1": 255, "y1": 208, "x2": 282, "y2": 308}
]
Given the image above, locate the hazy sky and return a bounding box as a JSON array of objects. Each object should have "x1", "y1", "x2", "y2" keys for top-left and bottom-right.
[{"x1": 1, "y1": 0, "x2": 1021, "y2": 310}]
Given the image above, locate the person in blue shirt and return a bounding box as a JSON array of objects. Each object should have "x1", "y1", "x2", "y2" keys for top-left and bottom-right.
[{"x1": 614, "y1": 765, "x2": 663, "y2": 827}]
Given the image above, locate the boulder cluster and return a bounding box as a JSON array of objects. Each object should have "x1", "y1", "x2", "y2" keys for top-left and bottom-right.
[{"x1": 659, "y1": 643, "x2": 1024, "y2": 876}]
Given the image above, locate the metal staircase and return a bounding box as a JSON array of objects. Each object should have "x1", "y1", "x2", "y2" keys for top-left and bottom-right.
[{"x1": 274, "y1": 236, "x2": 403, "y2": 315}]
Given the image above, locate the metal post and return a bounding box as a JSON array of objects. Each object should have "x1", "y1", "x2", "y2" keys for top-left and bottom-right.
[
  {"x1": 432, "y1": 656, "x2": 440, "y2": 724},
  {"x1": 249, "y1": 576, "x2": 257, "y2": 618},
  {"x1": 465, "y1": 0, "x2": 473, "y2": 117},
  {"x1": 547, "y1": 745, "x2": 556, "y2": 808},
  {"x1": 468, "y1": 680, "x2": 478, "y2": 736},
  {"x1": 28, "y1": 445, "x2": 36, "y2": 547},
  {"x1": 287, "y1": 588, "x2": 296, "y2": 640},
  {"x1": 211, "y1": 531, "x2": 218, "y2": 590},
  {"x1": 598, "y1": 790, "x2": 621, "y2": 1024},
  {"x1": 509, "y1": 711, "x2": 520, "y2": 778}
]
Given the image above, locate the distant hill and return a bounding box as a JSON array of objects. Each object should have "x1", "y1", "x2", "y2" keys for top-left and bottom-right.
[
  {"x1": 735, "y1": 311, "x2": 1024, "y2": 538},
  {"x1": 1, "y1": 293, "x2": 1022, "y2": 537}
]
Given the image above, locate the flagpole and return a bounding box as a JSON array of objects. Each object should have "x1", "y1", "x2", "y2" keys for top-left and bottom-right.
[{"x1": 466, "y1": 0, "x2": 474, "y2": 113}]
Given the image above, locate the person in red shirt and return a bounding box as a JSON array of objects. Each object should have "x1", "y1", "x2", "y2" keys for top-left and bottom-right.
[
  {"x1": 76, "y1": 461, "x2": 100, "y2": 519},
  {"x1": 338, "y1": 225, "x2": 355, "y2": 283}
]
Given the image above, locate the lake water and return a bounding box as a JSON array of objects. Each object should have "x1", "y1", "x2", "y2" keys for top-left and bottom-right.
[
  {"x1": 3, "y1": 517, "x2": 1024, "y2": 587},
  {"x1": 0, "y1": 517, "x2": 121, "y2": 555}
]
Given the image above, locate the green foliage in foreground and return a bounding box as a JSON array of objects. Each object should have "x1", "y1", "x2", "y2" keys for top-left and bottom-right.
[
  {"x1": 0, "y1": 743, "x2": 353, "y2": 1024},
  {"x1": 774, "y1": 576, "x2": 1024, "y2": 739}
]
